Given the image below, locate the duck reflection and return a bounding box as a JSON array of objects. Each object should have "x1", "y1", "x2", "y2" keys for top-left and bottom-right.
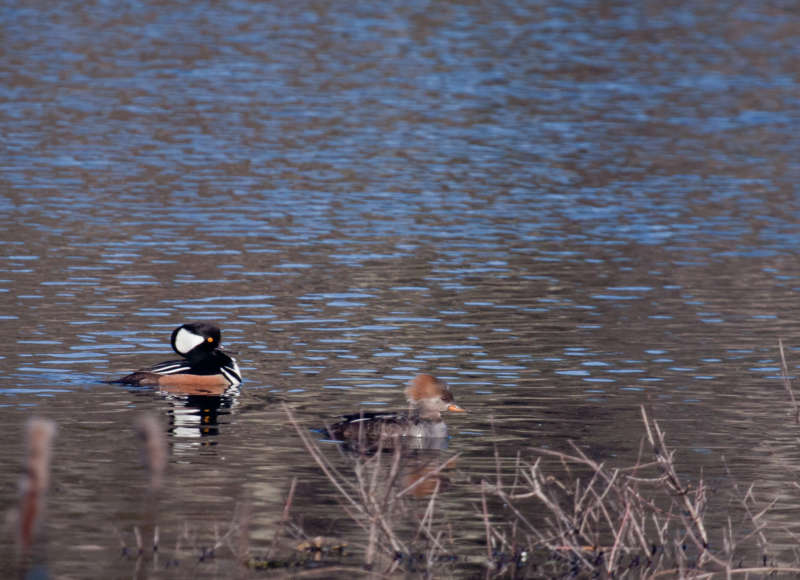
[
  {"x1": 120, "y1": 382, "x2": 240, "y2": 442},
  {"x1": 320, "y1": 432, "x2": 459, "y2": 500},
  {"x1": 314, "y1": 436, "x2": 458, "y2": 501},
  {"x1": 160, "y1": 383, "x2": 240, "y2": 440},
  {"x1": 398, "y1": 449, "x2": 459, "y2": 499}
]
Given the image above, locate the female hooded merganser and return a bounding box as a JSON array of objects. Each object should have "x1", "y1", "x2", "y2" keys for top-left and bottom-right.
[
  {"x1": 113, "y1": 322, "x2": 241, "y2": 389},
  {"x1": 326, "y1": 374, "x2": 465, "y2": 442}
]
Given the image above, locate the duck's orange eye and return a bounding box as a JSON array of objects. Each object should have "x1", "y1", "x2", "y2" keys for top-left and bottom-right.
[{"x1": 207, "y1": 337, "x2": 214, "y2": 342}]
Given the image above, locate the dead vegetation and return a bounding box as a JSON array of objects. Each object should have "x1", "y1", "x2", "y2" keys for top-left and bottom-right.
[
  {"x1": 284, "y1": 396, "x2": 800, "y2": 578},
  {"x1": 285, "y1": 402, "x2": 462, "y2": 577},
  {"x1": 479, "y1": 405, "x2": 800, "y2": 578},
  {"x1": 10, "y1": 340, "x2": 800, "y2": 578}
]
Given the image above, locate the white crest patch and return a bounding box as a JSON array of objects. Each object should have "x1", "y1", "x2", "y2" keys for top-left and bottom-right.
[{"x1": 173, "y1": 326, "x2": 205, "y2": 355}]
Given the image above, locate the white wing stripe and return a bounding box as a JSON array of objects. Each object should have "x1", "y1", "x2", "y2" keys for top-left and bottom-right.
[
  {"x1": 151, "y1": 363, "x2": 191, "y2": 375},
  {"x1": 220, "y1": 366, "x2": 241, "y2": 386}
]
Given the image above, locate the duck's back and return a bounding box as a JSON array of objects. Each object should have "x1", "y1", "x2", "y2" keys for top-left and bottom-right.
[{"x1": 326, "y1": 411, "x2": 447, "y2": 441}]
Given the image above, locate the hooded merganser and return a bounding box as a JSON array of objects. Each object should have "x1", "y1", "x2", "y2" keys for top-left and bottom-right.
[
  {"x1": 326, "y1": 374, "x2": 466, "y2": 442},
  {"x1": 113, "y1": 322, "x2": 241, "y2": 389}
]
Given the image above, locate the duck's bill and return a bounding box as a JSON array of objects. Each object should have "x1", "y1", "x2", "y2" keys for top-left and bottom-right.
[{"x1": 447, "y1": 404, "x2": 466, "y2": 413}]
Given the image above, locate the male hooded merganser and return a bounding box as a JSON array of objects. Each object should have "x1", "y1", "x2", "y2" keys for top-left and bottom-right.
[
  {"x1": 113, "y1": 322, "x2": 241, "y2": 389},
  {"x1": 326, "y1": 374, "x2": 465, "y2": 442}
]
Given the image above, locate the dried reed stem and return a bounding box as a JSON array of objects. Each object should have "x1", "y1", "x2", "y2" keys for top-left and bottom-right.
[
  {"x1": 18, "y1": 417, "x2": 56, "y2": 556},
  {"x1": 135, "y1": 413, "x2": 167, "y2": 491}
]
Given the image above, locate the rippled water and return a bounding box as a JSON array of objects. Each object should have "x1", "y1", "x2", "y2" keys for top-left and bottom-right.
[{"x1": 3, "y1": 0, "x2": 800, "y2": 576}]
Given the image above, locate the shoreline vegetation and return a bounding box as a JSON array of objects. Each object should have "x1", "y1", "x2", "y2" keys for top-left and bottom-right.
[{"x1": 8, "y1": 341, "x2": 800, "y2": 578}]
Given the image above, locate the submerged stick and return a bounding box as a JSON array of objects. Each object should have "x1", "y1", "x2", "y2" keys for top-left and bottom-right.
[
  {"x1": 480, "y1": 481, "x2": 493, "y2": 568},
  {"x1": 284, "y1": 403, "x2": 414, "y2": 561},
  {"x1": 18, "y1": 418, "x2": 56, "y2": 556},
  {"x1": 268, "y1": 478, "x2": 296, "y2": 560},
  {"x1": 778, "y1": 339, "x2": 799, "y2": 424},
  {"x1": 283, "y1": 403, "x2": 363, "y2": 518}
]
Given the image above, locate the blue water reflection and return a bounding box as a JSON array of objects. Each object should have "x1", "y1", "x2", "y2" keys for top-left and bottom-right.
[{"x1": 3, "y1": 0, "x2": 800, "y2": 575}]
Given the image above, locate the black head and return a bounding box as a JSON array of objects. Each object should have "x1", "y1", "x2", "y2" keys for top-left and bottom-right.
[{"x1": 170, "y1": 322, "x2": 222, "y2": 357}]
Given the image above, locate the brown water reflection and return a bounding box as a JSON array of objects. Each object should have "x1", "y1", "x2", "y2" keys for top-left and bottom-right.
[{"x1": 3, "y1": 0, "x2": 800, "y2": 576}]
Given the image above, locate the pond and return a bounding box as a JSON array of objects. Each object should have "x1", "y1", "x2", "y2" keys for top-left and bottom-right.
[{"x1": 2, "y1": 0, "x2": 800, "y2": 577}]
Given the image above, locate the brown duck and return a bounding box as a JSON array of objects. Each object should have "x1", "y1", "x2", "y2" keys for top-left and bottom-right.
[{"x1": 326, "y1": 374, "x2": 466, "y2": 442}]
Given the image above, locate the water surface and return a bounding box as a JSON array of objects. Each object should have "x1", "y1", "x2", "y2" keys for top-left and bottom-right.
[{"x1": 3, "y1": 0, "x2": 800, "y2": 576}]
